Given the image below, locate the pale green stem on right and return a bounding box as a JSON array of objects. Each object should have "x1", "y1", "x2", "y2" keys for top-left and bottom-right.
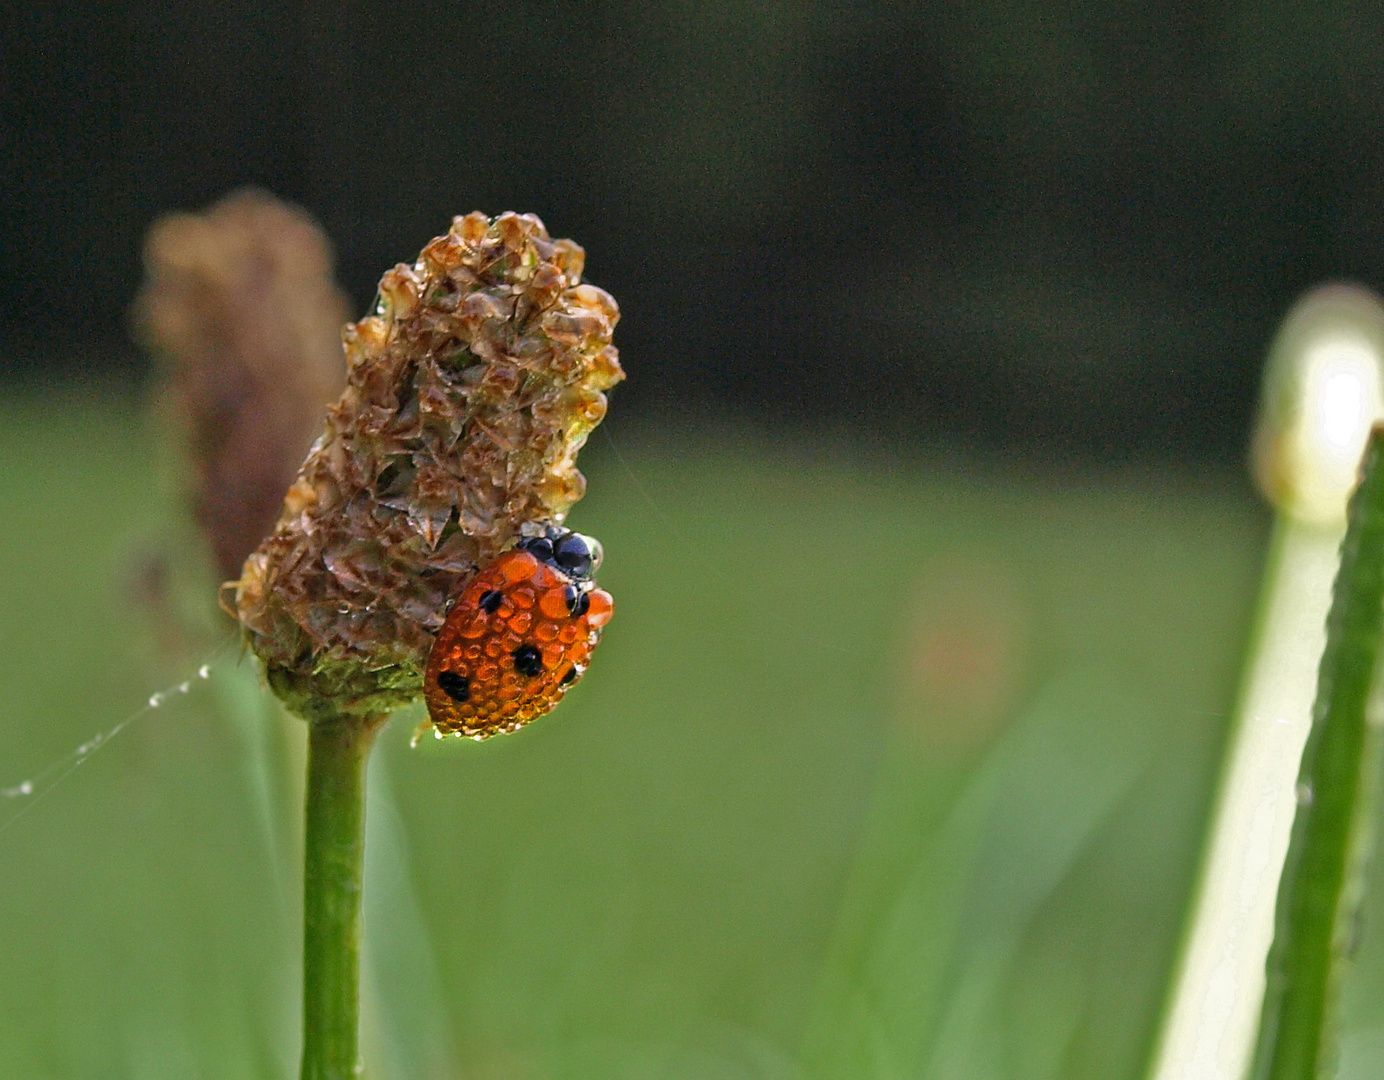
[
  {"x1": 1249, "y1": 428, "x2": 1384, "y2": 1078},
  {"x1": 1148, "y1": 283, "x2": 1384, "y2": 1080}
]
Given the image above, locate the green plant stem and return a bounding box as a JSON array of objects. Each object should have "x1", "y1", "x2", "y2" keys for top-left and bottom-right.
[
  {"x1": 301, "y1": 714, "x2": 385, "y2": 1080},
  {"x1": 1251, "y1": 428, "x2": 1384, "y2": 1080}
]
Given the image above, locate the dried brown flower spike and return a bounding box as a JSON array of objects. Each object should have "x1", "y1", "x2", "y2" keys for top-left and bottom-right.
[{"x1": 232, "y1": 211, "x2": 623, "y2": 724}]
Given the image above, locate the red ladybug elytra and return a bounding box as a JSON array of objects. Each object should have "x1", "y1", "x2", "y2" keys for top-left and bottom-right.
[{"x1": 423, "y1": 527, "x2": 613, "y2": 738}]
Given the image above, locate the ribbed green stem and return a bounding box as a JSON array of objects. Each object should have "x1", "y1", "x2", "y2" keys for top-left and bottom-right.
[
  {"x1": 1251, "y1": 428, "x2": 1384, "y2": 1080},
  {"x1": 301, "y1": 715, "x2": 384, "y2": 1080}
]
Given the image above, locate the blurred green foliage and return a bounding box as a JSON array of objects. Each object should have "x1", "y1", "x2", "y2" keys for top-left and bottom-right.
[{"x1": 0, "y1": 389, "x2": 1299, "y2": 1079}]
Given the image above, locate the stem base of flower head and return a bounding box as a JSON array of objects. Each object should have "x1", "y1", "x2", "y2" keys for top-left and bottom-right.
[{"x1": 266, "y1": 659, "x2": 421, "y2": 725}]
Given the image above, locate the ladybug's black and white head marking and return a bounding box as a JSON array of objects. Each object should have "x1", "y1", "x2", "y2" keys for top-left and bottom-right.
[{"x1": 515, "y1": 525, "x2": 603, "y2": 584}]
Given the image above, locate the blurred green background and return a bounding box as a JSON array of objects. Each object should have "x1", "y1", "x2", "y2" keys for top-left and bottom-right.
[{"x1": 0, "y1": 390, "x2": 1277, "y2": 1078}]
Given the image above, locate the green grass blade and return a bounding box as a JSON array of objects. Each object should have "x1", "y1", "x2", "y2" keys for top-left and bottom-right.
[
  {"x1": 804, "y1": 666, "x2": 1160, "y2": 1080},
  {"x1": 1251, "y1": 428, "x2": 1384, "y2": 1080},
  {"x1": 362, "y1": 741, "x2": 459, "y2": 1080}
]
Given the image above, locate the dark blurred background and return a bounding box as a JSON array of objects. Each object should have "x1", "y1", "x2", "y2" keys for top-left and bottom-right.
[{"x1": 7, "y1": 0, "x2": 1384, "y2": 462}]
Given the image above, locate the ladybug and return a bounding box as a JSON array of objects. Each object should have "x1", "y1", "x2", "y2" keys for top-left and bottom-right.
[{"x1": 423, "y1": 526, "x2": 613, "y2": 738}]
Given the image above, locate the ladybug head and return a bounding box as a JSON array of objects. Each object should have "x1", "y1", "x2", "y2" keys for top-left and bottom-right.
[{"x1": 515, "y1": 525, "x2": 603, "y2": 583}]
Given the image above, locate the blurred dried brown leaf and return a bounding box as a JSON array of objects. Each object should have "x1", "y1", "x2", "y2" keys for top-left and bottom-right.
[{"x1": 135, "y1": 188, "x2": 350, "y2": 583}]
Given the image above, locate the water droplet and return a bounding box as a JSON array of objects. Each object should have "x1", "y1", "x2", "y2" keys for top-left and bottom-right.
[
  {"x1": 1297, "y1": 781, "x2": 1315, "y2": 807},
  {"x1": 471, "y1": 733, "x2": 484, "y2": 741},
  {"x1": 178, "y1": 682, "x2": 191, "y2": 694},
  {"x1": 19, "y1": 780, "x2": 32, "y2": 796},
  {"x1": 198, "y1": 665, "x2": 211, "y2": 679},
  {"x1": 149, "y1": 693, "x2": 164, "y2": 707}
]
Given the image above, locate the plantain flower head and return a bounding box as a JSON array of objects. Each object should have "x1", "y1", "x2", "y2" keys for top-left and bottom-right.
[{"x1": 232, "y1": 211, "x2": 623, "y2": 722}]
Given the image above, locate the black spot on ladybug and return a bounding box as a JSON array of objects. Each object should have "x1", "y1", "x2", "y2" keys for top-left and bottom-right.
[
  {"x1": 479, "y1": 589, "x2": 503, "y2": 613},
  {"x1": 512, "y1": 644, "x2": 544, "y2": 677},
  {"x1": 563, "y1": 585, "x2": 591, "y2": 617},
  {"x1": 437, "y1": 671, "x2": 469, "y2": 702},
  {"x1": 559, "y1": 667, "x2": 578, "y2": 685},
  {"x1": 553, "y1": 533, "x2": 594, "y2": 578}
]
